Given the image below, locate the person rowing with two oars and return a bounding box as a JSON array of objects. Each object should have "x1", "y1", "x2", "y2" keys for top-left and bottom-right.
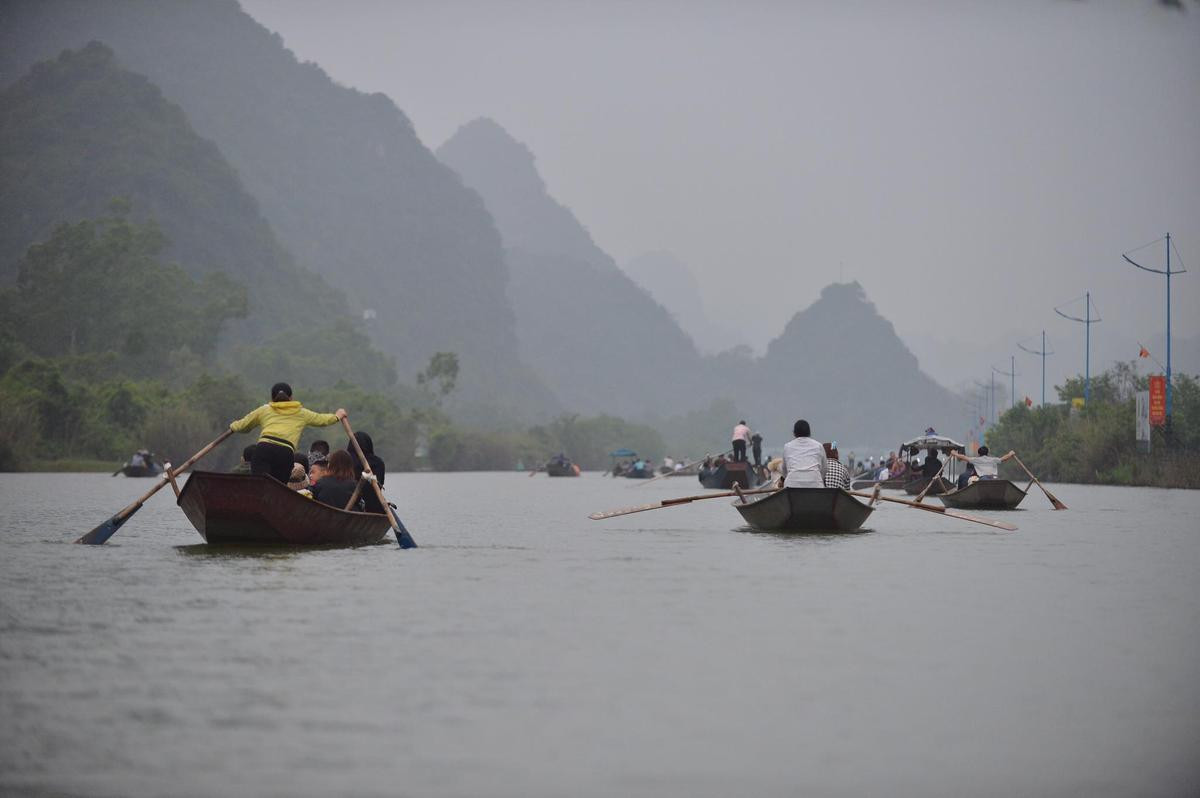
[
  {"x1": 229, "y1": 382, "x2": 346, "y2": 484},
  {"x1": 946, "y1": 445, "x2": 1014, "y2": 480},
  {"x1": 779, "y1": 419, "x2": 827, "y2": 488}
]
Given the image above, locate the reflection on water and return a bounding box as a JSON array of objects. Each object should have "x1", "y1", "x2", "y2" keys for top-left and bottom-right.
[{"x1": 1, "y1": 473, "x2": 1199, "y2": 798}]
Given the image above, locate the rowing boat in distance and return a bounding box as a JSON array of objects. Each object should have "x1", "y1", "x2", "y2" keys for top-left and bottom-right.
[
  {"x1": 733, "y1": 487, "x2": 874, "y2": 532},
  {"x1": 850, "y1": 474, "x2": 906, "y2": 491},
  {"x1": 699, "y1": 460, "x2": 763, "y2": 490},
  {"x1": 119, "y1": 463, "x2": 164, "y2": 477},
  {"x1": 937, "y1": 479, "x2": 1027, "y2": 510},
  {"x1": 904, "y1": 476, "x2": 951, "y2": 496},
  {"x1": 177, "y1": 471, "x2": 392, "y2": 545}
]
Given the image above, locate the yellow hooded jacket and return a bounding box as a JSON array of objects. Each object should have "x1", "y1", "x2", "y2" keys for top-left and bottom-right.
[{"x1": 230, "y1": 401, "x2": 339, "y2": 450}]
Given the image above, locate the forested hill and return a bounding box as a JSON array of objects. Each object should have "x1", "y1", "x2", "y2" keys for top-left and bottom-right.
[
  {"x1": 0, "y1": 0, "x2": 556, "y2": 417},
  {"x1": 0, "y1": 42, "x2": 341, "y2": 337},
  {"x1": 749, "y1": 282, "x2": 965, "y2": 451},
  {"x1": 438, "y1": 118, "x2": 710, "y2": 417}
]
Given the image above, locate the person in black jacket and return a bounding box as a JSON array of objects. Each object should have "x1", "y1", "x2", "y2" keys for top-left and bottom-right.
[
  {"x1": 311, "y1": 450, "x2": 362, "y2": 511},
  {"x1": 347, "y1": 431, "x2": 386, "y2": 514}
]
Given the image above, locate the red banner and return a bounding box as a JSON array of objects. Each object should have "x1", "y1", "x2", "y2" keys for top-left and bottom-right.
[{"x1": 1149, "y1": 375, "x2": 1166, "y2": 426}]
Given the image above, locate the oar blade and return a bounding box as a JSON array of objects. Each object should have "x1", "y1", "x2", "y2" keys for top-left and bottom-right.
[
  {"x1": 76, "y1": 508, "x2": 135, "y2": 545},
  {"x1": 391, "y1": 515, "x2": 417, "y2": 549}
]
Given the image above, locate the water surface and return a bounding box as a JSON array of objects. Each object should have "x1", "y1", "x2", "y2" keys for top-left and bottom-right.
[{"x1": 2, "y1": 473, "x2": 1198, "y2": 797}]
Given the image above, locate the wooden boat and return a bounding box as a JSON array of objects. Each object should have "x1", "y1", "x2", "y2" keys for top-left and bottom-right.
[
  {"x1": 177, "y1": 471, "x2": 391, "y2": 545},
  {"x1": 120, "y1": 463, "x2": 163, "y2": 477},
  {"x1": 850, "y1": 474, "x2": 906, "y2": 491},
  {"x1": 698, "y1": 460, "x2": 763, "y2": 490},
  {"x1": 904, "y1": 476, "x2": 951, "y2": 496},
  {"x1": 937, "y1": 479, "x2": 1027, "y2": 510},
  {"x1": 733, "y1": 487, "x2": 874, "y2": 532},
  {"x1": 623, "y1": 465, "x2": 654, "y2": 479},
  {"x1": 545, "y1": 459, "x2": 579, "y2": 477}
]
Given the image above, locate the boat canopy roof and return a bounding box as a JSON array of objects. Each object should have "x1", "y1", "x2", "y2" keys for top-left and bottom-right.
[
  {"x1": 609, "y1": 448, "x2": 638, "y2": 458},
  {"x1": 899, "y1": 435, "x2": 965, "y2": 453}
]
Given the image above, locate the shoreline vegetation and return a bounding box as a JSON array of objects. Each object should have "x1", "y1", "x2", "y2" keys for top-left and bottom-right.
[{"x1": 987, "y1": 364, "x2": 1199, "y2": 490}]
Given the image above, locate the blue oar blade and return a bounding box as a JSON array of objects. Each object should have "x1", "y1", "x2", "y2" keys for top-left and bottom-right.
[
  {"x1": 76, "y1": 508, "x2": 134, "y2": 545},
  {"x1": 393, "y1": 520, "x2": 417, "y2": 549}
]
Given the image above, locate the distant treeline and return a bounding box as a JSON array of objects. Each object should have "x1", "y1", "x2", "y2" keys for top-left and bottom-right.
[
  {"x1": 986, "y1": 363, "x2": 1200, "y2": 489},
  {"x1": 0, "y1": 212, "x2": 663, "y2": 472}
]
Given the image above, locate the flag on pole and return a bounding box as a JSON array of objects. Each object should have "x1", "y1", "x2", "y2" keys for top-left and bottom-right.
[
  {"x1": 1024, "y1": 396, "x2": 1033, "y2": 407},
  {"x1": 1139, "y1": 345, "x2": 1150, "y2": 359}
]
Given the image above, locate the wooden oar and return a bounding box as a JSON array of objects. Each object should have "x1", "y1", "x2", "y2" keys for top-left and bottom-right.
[
  {"x1": 1011, "y1": 454, "x2": 1067, "y2": 510},
  {"x1": 342, "y1": 417, "x2": 417, "y2": 549},
  {"x1": 913, "y1": 455, "x2": 951, "y2": 503},
  {"x1": 848, "y1": 490, "x2": 1017, "y2": 531},
  {"x1": 111, "y1": 463, "x2": 125, "y2": 477},
  {"x1": 634, "y1": 450, "x2": 731, "y2": 487},
  {"x1": 77, "y1": 430, "x2": 234, "y2": 544},
  {"x1": 589, "y1": 486, "x2": 779, "y2": 520}
]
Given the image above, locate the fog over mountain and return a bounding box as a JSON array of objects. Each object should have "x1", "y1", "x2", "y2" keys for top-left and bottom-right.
[
  {"x1": 622, "y1": 251, "x2": 751, "y2": 356},
  {"x1": 438, "y1": 118, "x2": 710, "y2": 418},
  {"x1": 0, "y1": 42, "x2": 341, "y2": 341},
  {"x1": 241, "y1": 0, "x2": 1200, "y2": 395},
  {"x1": 0, "y1": 0, "x2": 557, "y2": 419}
]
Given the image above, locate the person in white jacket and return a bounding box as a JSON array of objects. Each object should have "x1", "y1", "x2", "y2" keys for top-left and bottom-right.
[{"x1": 780, "y1": 419, "x2": 827, "y2": 488}]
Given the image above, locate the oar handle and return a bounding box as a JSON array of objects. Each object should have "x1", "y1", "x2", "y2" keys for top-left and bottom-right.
[{"x1": 115, "y1": 429, "x2": 234, "y2": 522}]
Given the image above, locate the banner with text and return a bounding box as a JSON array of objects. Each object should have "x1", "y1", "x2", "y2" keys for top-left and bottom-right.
[{"x1": 1149, "y1": 375, "x2": 1166, "y2": 426}]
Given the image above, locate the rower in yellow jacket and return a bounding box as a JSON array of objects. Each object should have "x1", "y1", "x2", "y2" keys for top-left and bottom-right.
[{"x1": 230, "y1": 382, "x2": 346, "y2": 483}]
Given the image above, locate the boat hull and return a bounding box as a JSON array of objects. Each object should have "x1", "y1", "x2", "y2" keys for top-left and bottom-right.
[
  {"x1": 733, "y1": 487, "x2": 874, "y2": 532},
  {"x1": 699, "y1": 461, "x2": 762, "y2": 490},
  {"x1": 937, "y1": 479, "x2": 1027, "y2": 510},
  {"x1": 178, "y1": 471, "x2": 391, "y2": 545},
  {"x1": 904, "y1": 476, "x2": 950, "y2": 496},
  {"x1": 545, "y1": 462, "x2": 579, "y2": 477},
  {"x1": 850, "y1": 476, "x2": 906, "y2": 491},
  {"x1": 121, "y1": 464, "x2": 163, "y2": 477}
]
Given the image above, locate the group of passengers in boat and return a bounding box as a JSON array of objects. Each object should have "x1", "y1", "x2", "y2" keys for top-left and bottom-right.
[{"x1": 227, "y1": 382, "x2": 388, "y2": 513}]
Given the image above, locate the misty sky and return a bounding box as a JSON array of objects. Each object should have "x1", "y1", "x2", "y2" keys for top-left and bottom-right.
[{"x1": 242, "y1": 0, "x2": 1198, "y2": 396}]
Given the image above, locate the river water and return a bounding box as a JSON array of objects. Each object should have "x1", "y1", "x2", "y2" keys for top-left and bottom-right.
[{"x1": 1, "y1": 472, "x2": 1198, "y2": 797}]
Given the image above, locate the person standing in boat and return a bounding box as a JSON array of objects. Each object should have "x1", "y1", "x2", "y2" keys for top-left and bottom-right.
[
  {"x1": 731, "y1": 420, "x2": 751, "y2": 462},
  {"x1": 948, "y1": 445, "x2": 1014, "y2": 480},
  {"x1": 750, "y1": 431, "x2": 764, "y2": 467},
  {"x1": 823, "y1": 443, "x2": 851, "y2": 490},
  {"x1": 229, "y1": 382, "x2": 345, "y2": 483},
  {"x1": 779, "y1": 419, "x2": 827, "y2": 488}
]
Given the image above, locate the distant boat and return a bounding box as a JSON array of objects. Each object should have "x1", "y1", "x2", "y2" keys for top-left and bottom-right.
[
  {"x1": 698, "y1": 460, "x2": 763, "y2": 490},
  {"x1": 177, "y1": 471, "x2": 391, "y2": 545},
  {"x1": 733, "y1": 487, "x2": 874, "y2": 532},
  {"x1": 937, "y1": 479, "x2": 1027, "y2": 510},
  {"x1": 623, "y1": 463, "x2": 655, "y2": 479},
  {"x1": 545, "y1": 457, "x2": 580, "y2": 477},
  {"x1": 117, "y1": 462, "x2": 163, "y2": 478}
]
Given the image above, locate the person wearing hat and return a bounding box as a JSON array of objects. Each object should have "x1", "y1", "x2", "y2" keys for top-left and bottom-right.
[
  {"x1": 822, "y1": 443, "x2": 851, "y2": 490},
  {"x1": 229, "y1": 382, "x2": 346, "y2": 483}
]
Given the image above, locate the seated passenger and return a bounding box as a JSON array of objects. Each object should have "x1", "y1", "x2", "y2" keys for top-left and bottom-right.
[
  {"x1": 231, "y1": 445, "x2": 256, "y2": 475},
  {"x1": 308, "y1": 439, "x2": 330, "y2": 466},
  {"x1": 957, "y1": 462, "x2": 976, "y2": 489},
  {"x1": 347, "y1": 431, "x2": 386, "y2": 514},
  {"x1": 308, "y1": 455, "x2": 328, "y2": 485},
  {"x1": 287, "y1": 463, "x2": 310, "y2": 491},
  {"x1": 823, "y1": 443, "x2": 851, "y2": 490},
  {"x1": 781, "y1": 419, "x2": 827, "y2": 488},
  {"x1": 311, "y1": 450, "x2": 362, "y2": 511}
]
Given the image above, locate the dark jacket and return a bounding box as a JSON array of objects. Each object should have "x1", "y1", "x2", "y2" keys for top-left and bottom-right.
[
  {"x1": 311, "y1": 477, "x2": 362, "y2": 511},
  {"x1": 348, "y1": 432, "x2": 386, "y2": 514}
]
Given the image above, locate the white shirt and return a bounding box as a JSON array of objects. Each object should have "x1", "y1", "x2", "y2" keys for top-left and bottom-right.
[
  {"x1": 969, "y1": 455, "x2": 1003, "y2": 478},
  {"x1": 732, "y1": 423, "x2": 752, "y2": 443},
  {"x1": 782, "y1": 437, "x2": 827, "y2": 488}
]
